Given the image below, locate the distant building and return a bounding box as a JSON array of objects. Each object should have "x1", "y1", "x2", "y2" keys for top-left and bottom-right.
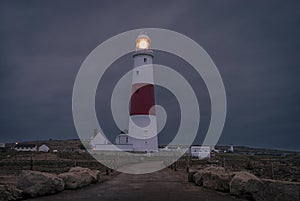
[
  {"x1": 15, "y1": 144, "x2": 37, "y2": 152},
  {"x1": 190, "y1": 146, "x2": 211, "y2": 158},
  {"x1": 211, "y1": 147, "x2": 220, "y2": 153},
  {"x1": 228, "y1": 144, "x2": 234, "y2": 153},
  {"x1": 4, "y1": 143, "x2": 15, "y2": 149},
  {"x1": 38, "y1": 144, "x2": 50, "y2": 152},
  {"x1": 62, "y1": 148, "x2": 81, "y2": 153},
  {"x1": 90, "y1": 131, "x2": 109, "y2": 148},
  {"x1": 0, "y1": 143, "x2": 5, "y2": 148},
  {"x1": 90, "y1": 130, "x2": 137, "y2": 152},
  {"x1": 160, "y1": 145, "x2": 189, "y2": 153}
]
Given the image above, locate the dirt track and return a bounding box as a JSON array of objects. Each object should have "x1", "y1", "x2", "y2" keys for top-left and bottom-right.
[{"x1": 27, "y1": 168, "x2": 245, "y2": 201}]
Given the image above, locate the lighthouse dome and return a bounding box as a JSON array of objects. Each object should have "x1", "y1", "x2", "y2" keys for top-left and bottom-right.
[
  {"x1": 136, "y1": 33, "x2": 151, "y2": 41},
  {"x1": 136, "y1": 33, "x2": 151, "y2": 50}
]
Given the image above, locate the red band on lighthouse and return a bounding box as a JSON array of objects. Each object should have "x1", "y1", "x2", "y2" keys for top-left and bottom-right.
[{"x1": 130, "y1": 83, "x2": 156, "y2": 116}]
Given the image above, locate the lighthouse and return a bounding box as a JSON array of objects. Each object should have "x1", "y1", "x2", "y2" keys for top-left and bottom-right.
[{"x1": 128, "y1": 33, "x2": 158, "y2": 152}]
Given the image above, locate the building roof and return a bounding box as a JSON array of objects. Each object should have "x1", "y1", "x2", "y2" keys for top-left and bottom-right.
[
  {"x1": 15, "y1": 144, "x2": 36, "y2": 149},
  {"x1": 39, "y1": 144, "x2": 49, "y2": 147}
]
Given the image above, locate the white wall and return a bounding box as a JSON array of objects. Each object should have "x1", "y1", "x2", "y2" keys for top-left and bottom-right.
[
  {"x1": 191, "y1": 146, "x2": 211, "y2": 158},
  {"x1": 15, "y1": 147, "x2": 37, "y2": 152},
  {"x1": 95, "y1": 144, "x2": 133, "y2": 151}
]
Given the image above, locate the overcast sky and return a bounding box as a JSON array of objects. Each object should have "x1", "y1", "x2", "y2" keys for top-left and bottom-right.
[{"x1": 0, "y1": 0, "x2": 299, "y2": 151}]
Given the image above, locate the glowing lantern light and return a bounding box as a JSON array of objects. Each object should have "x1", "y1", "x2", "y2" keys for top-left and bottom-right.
[{"x1": 136, "y1": 33, "x2": 151, "y2": 50}]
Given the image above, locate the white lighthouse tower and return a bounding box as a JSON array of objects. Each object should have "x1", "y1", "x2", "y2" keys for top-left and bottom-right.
[{"x1": 128, "y1": 33, "x2": 158, "y2": 152}]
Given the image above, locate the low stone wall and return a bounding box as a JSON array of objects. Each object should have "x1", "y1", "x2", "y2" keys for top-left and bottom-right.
[
  {"x1": 0, "y1": 167, "x2": 101, "y2": 201},
  {"x1": 189, "y1": 166, "x2": 300, "y2": 201}
]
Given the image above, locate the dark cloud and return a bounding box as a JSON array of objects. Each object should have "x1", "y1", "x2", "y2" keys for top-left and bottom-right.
[{"x1": 0, "y1": 0, "x2": 300, "y2": 150}]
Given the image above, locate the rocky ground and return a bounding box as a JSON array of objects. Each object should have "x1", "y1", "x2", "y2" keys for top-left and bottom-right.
[
  {"x1": 0, "y1": 146, "x2": 299, "y2": 201},
  {"x1": 0, "y1": 166, "x2": 115, "y2": 201},
  {"x1": 187, "y1": 152, "x2": 300, "y2": 182},
  {"x1": 189, "y1": 166, "x2": 300, "y2": 201}
]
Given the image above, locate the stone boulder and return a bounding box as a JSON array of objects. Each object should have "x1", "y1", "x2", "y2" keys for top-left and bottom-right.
[
  {"x1": 17, "y1": 170, "x2": 64, "y2": 198},
  {"x1": 193, "y1": 171, "x2": 204, "y2": 186},
  {"x1": 58, "y1": 172, "x2": 83, "y2": 190},
  {"x1": 0, "y1": 185, "x2": 23, "y2": 201},
  {"x1": 259, "y1": 179, "x2": 300, "y2": 201},
  {"x1": 193, "y1": 166, "x2": 234, "y2": 192},
  {"x1": 193, "y1": 166, "x2": 219, "y2": 186},
  {"x1": 229, "y1": 171, "x2": 264, "y2": 200},
  {"x1": 90, "y1": 170, "x2": 101, "y2": 183},
  {"x1": 58, "y1": 167, "x2": 100, "y2": 189},
  {"x1": 69, "y1": 167, "x2": 101, "y2": 184},
  {"x1": 188, "y1": 170, "x2": 198, "y2": 182}
]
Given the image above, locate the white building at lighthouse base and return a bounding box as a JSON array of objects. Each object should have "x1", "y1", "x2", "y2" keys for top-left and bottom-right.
[{"x1": 90, "y1": 131, "x2": 159, "y2": 152}]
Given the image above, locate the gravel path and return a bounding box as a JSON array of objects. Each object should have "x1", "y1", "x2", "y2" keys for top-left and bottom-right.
[{"x1": 27, "y1": 168, "x2": 246, "y2": 201}]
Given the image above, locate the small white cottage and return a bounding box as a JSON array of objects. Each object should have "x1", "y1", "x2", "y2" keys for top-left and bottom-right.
[
  {"x1": 90, "y1": 132, "x2": 109, "y2": 148},
  {"x1": 38, "y1": 144, "x2": 50, "y2": 152}
]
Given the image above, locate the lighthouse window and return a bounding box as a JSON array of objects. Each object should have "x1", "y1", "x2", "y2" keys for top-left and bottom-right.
[
  {"x1": 144, "y1": 58, "x2": 147, "y2": 63},
  {"x1": 136, "y1": 70, "x2": 139, "y2": 75}
]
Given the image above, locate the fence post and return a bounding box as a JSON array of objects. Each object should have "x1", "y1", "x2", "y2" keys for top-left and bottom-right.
[
  {"x1": 271, "y1": 162, "x2": 275, "y2": 180},
  {"x1": 174, "y1": 161, "x2": 177, "y2": 171},
  {"x1": 186, "y1": 155, "x2": 190, "y2": 173},
  {"x1": 222, "y1": 157, "x2": 226, "y2": 169},
  {"x1": 30, "y1": 155, "x2": 33, "y2": 170}
]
